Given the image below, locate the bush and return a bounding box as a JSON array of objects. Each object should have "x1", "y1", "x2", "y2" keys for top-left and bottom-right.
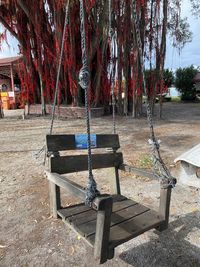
[
  {"x1": 163, "y1": 69, "x2": 174, "y2": 88},
  {"x1": 175, "y1": 65, "x2": 198, "y2": 101}
]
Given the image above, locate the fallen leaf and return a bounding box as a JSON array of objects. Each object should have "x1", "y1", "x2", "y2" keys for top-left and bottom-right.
[
  {"x1": 0, "y1": 245, "x2": 7, "y2": 248},
  {"x1": 57, "y1": 241, "x2": 62, "y2": 247},
  {"x1": 191, "y1": 208, "x2": 198, "y2": 212}
]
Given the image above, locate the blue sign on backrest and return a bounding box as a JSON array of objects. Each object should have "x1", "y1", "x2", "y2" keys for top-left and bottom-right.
[{"x1": 75, "y1": 134, "x2": 97, "y2": 149}]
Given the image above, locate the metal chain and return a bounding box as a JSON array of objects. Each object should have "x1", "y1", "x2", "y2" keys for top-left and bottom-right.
[
  {"x1": 109, "y1": 0, "x2": 116, "y2": 134},
  {"x1": 79, "y1": 0, "x2": 99, "y2": 206},
  {"x1": 132, "y1": 0, "x2": 175, "y2": 186}
]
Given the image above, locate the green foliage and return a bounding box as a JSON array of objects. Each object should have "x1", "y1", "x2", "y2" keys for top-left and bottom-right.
[
  {"x1": 145, "y1": 69, "x2": 174, "y2": 85},
  {"x1": 175, "y1": 65, "x2": 198, "y2": 101},
  {"x1": 138, "y1": 155, "x2": 153, "y2": 169},
  {"x1": 190, "y1": 0, "x2": 200, "y2": 17},
  {"x1": 171, "y1": 96, "x2": 181, "y2": 102},
  {"x1": 169, "y1": 17, "x2": 192, "y2": 52},
  {"x1": 163, "y1": 69, "x2": 174, "y2": 87}
]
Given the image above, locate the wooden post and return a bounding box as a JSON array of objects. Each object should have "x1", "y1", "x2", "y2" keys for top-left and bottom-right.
[
  {"x1": 113, "y1": 149, "x2": 121, "y2": 195},
  {"x1": 94, "y1": 196, "x2": 113, "y2": 264},
  {"x1": 0, "y1": 93, "x2": 3, "y2": 118},
  {"x1": 114, "y1": 167, "x2": 121, "y2": 195},
  {"x1": 10, "y1": 64, "x2": 15, "y2": 92},
  {"x1": 39, "y1": 71, "x2": 46, "y2": 115},
  {"x1": 158, "y1": 181, "x2": 172, "y2": 231},
  {"x1": 10, "y1": 64, "x2": 15, "y2": 108},
  {"x1": 49, "y1": 181, "x2": 61, "y2": 218}
]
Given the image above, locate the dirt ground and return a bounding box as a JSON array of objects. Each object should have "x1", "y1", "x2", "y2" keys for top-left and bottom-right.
[{"x1": 0, "y1": 102, "x2": 200, "y2": 267}]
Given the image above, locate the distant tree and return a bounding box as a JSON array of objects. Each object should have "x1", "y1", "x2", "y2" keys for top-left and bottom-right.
[
  {"x1": 169, "y1": 17, "x2": 192, "y2": 53},
  {"x1": 163, "y1": 69, "x2": 174, "y2": 88},
  {"x1": 175, "y1": 65, "x2": 198, "y2": 100},
  {"x1": 190, "y1": 0, "x2": 200, "y2": 17},
  {"x1": 145, "y1": 68, "x2": 174, "y2": 94}
]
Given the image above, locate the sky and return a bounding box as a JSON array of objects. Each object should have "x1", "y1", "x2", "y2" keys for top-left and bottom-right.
[
  {"x1": 0, "y1": 27, "x2": 19, "y2": 58},
  {"x1": 165, "y1": 0, "x2": 200, "y2": 70},
  {"x1": 0, "y1": 0, "x2": 200, "y2": 70}
]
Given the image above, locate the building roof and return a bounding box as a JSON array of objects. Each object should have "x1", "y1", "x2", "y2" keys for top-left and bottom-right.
[
  {"x1": 194, "y1": 72, "x2": 200, "y2": 83},
  {"x1": 0, "y1": 56, "x2": 22, "y2": 78},
  {"x1": 0, "y1": 56, "x2": 22, "y2": 67}
]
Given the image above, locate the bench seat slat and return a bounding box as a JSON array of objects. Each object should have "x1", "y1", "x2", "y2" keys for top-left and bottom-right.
[
  {"x1": 50, "y1": 152, "x2": 123, "y2": 174},
  {"x1": 46, "y1": 134, "x2": 120, "y2": 151}
]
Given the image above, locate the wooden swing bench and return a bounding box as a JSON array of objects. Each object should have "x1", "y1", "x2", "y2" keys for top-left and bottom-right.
[{"x1": 45, "y1": 134, "x2": 174, "y2": 264}]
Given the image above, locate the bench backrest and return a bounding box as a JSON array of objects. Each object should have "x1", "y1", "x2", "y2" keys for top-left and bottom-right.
[{"x1": 46, "y1": 134, "x2": 123, "y2": 174}]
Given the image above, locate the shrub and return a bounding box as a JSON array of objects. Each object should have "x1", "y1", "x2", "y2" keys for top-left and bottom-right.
[{"x1": 175, "y1": 65, "x2": 198, "y2": 101}]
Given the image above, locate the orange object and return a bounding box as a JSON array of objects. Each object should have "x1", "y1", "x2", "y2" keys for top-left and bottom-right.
[
  {"x1": 1, "y1": 93, "x2": 10, "y2": 110},
  {"x1": 2, "y1": 99, "x2": 10, "y2": 110}
]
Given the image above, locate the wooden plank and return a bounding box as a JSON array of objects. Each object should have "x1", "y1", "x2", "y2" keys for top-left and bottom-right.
[
  {"x1": 112, "y1": 198, "x2": 137, "y2": 210},
  {"x1": 46, "y1": 172, "x2": 86, "y2": 200},
  {"x1": 108, "y1": 210, "x2": 164, "y2": 249},
  {"x1": 77, "y1": 202, "x2": 149, "y2": 238},
  {"x1": 46, "y1": 134, "x2": 75, "y2": 151},
  {"x1": 46, "y1": 134, "x2": 120, "y2": 151},
  {"x1": 61, "y1": 217, "x2": 94, "y2": 248},
  {"x1": 110, "y1": 204, "x2": 149, "y2": 226},
  {"x1": 57, "y1": 203, "x2": 90, "y2": 219},
  {"x1": 69, "y1": 209, "x2": 96, "y2": 224},
  {"x1": 119, "y1": 163, "x2": 156, "y2": 180},
  {"x1": 111, "y1": 194, "x2": 127, "y2": 202},
  {"x1": 96, "y1": 134, "x2": 120, "y2": 150},
  {"x1": 94, "y1": 196, "x2": 113, "y2": 264},
  {"x1": 49, "y1": 181, "x2": 61, "y2": 218},
  {"x1": 114, "y1": 167, "x2": 121, "y2": 195},
  {"x1": 50, "y1": 153, "x2": 123, "y2": 174},
  {"x1": 69, "y1": 199, "x2": 138, "y2": 226},
  {"x1": 158, "y1": 185, "x2": 172, "y2": 231},
  {"x1": 57, "y1": 195, "x2": 127, "y2": 220}
]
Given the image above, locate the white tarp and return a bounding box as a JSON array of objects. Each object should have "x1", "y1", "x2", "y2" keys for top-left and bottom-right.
[{"x1": 174, "y1": 143, "x2": 200, "y2": 167}]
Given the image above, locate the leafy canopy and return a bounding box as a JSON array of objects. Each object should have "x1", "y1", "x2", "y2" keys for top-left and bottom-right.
[{"x1": 175, "y1": 65, "x2": 198, "y2": 100}]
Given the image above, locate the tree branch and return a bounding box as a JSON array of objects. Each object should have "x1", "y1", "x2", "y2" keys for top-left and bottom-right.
[
  {"x1": 0, "y1": 15, "x2": 20, "y2": 44},
  {"x1": 16, "y1": 0, "x2": 30, "y2": 19}
]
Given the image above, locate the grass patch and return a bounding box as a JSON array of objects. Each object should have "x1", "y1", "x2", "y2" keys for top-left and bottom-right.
[
  {"x1": 138, "y1": 154, "x2": 153, "y2": 169},
  {"x1": 171, "y1": 96, "x2": 181, "y2": 102}
]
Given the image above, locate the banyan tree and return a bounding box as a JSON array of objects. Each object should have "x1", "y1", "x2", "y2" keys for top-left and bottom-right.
[{"x1": 0, "y1": 0, "x2": 191, "y2": 116}]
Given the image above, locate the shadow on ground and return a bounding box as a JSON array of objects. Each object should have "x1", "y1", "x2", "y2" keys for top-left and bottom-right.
[{"x1": 119, "y1": 211, "x2": 200, "y2": 267}]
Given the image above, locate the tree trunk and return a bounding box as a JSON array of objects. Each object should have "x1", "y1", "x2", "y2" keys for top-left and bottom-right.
[
  {"x1": 39, "y1": 71, "x2": 46, "y2": 115},
  {"x1": 117, "y1": 45, "x2": 123, "y2": 115},
  {"x1": 0, "y1": 98, "x2": 3, "y2": 118},
  {"x1": 93, "y1": 41, "x2": 107, "y2": 107}
]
